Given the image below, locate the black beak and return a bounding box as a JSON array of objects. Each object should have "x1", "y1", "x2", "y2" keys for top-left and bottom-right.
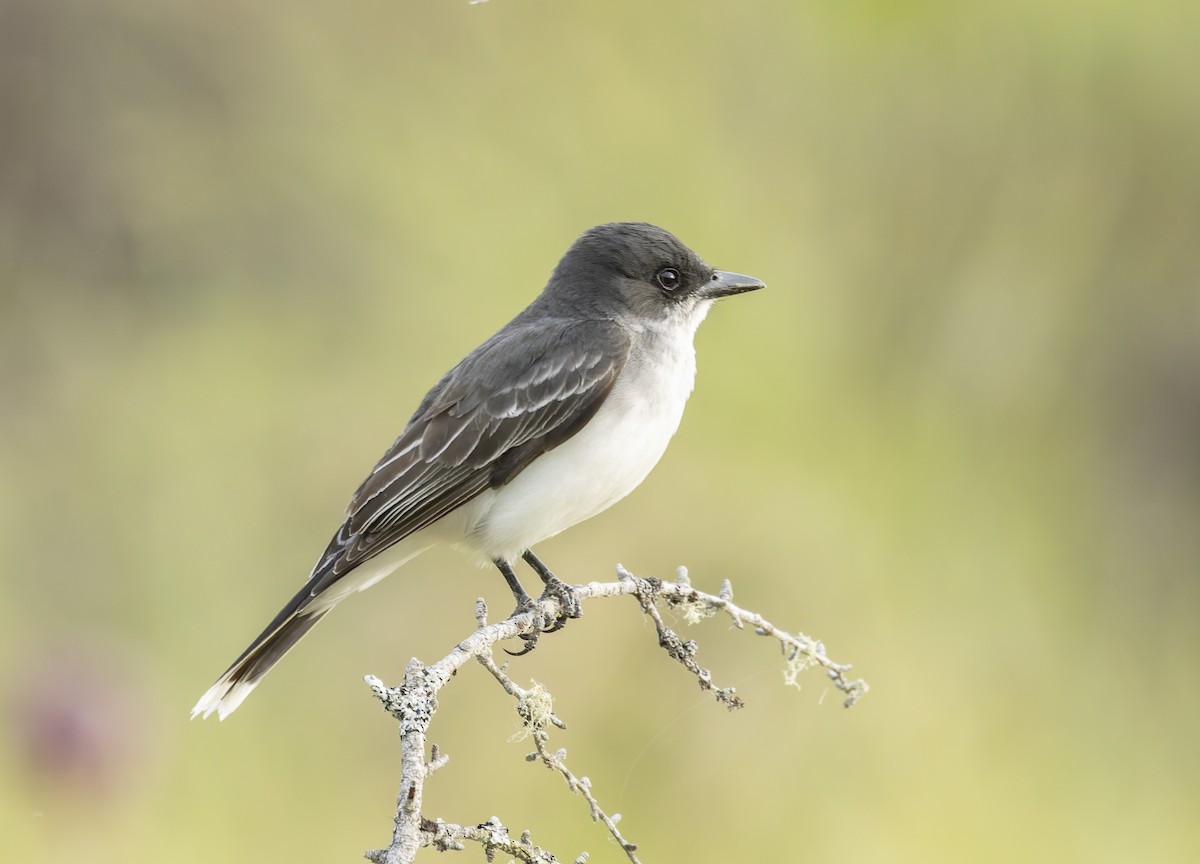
[{"x1": 697, "y1": 270, "x2": 766, "y2": 300}]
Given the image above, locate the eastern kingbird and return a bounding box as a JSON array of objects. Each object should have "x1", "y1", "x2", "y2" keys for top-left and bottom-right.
[{"x1": 192, "y1": 222, "x2": 764, "y2": 719}]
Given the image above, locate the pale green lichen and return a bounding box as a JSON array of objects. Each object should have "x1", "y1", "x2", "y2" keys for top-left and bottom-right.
[
  {"x1": 510, "y1": 681, "x2": 554, "y2": 741},
  {"x1": 674, "y1": 595, "x2": 717, "y2": 626},
  {"x1": 782, "y1": 650, "x2": 819, "y2": 690}
]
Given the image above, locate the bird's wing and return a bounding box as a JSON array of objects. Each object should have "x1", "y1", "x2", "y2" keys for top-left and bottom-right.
[
  {"x1": 190, "y1": 318, "x2": 631, "y2": 718},
  {"x1": 305, "y1": 317, "x2": 632, "y2": 597}
]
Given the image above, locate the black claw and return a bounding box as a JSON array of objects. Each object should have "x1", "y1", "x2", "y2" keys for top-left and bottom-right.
[{"x1": 504, "y1": 632, "x2": 540, "y2": 657}]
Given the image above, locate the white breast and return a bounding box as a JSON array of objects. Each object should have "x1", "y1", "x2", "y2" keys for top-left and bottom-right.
[{"x1": 461, "y1": 312, "x2": 706, "y2": 563}]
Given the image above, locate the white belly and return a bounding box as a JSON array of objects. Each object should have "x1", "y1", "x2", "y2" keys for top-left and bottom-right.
[{"x1": 462, "y1": 327, "x2": 699, "y2": 562}]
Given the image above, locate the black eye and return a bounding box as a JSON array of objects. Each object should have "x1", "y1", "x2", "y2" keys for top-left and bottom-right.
[{"x1": 656, "y1": 268, "x2": 681, "y2": 291}]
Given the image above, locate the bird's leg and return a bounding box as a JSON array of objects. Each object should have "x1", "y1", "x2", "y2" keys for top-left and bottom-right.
[
  {"x1": 494, "y1": 558, "x2": 541, "y2": 655},
  {"x1": 522, "y1": 549, "x2": 583, "y2": 630},
  {"x1": 495, "y1": 558, "x2": 534, "y2": 608}
]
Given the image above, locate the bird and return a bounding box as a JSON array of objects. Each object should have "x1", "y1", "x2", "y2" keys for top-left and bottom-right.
[{"x1": 192, "y1": 222, "x2": 764, "y2": 719}]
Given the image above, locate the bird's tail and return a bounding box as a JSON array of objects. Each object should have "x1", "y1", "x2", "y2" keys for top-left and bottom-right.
[
  {"x1": 191, "y1": 598, "x2": 329, "y2": 721},
  {"x1": 192, "y1": 535, "x2": 433, "y2": 720}
]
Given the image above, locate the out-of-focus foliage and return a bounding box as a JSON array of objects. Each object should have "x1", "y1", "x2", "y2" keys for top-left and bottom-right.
[{"x1": 2, "y1": 1, "x2": 1197, "y2": 861}]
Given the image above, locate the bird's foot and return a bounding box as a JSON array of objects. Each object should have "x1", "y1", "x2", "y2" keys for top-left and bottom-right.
[
  {"x1": 537, "y1": 574, "x2": 582, "y2": 632},
  {"x1": 505, "y1": 593, "x2": 544, "y2": 657},
  {"x1": 501, "y1": 553, "x2": 582, "y2": 654},
  {"x1": 502, "y1": 577, "x2": 582, "y2": 655}
]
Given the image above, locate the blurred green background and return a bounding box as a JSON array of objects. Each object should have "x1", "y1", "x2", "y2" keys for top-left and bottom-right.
[{"x1": 2, "y1": 0, "x2": 1198, "y2": 861}]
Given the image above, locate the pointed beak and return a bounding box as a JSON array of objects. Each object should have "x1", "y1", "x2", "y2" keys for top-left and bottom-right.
[{"x1": 696, "y1": 270, "x2": 766, "y2": 300}]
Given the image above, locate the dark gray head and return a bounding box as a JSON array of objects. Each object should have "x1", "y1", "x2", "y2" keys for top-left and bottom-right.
[{"x1": 538, "y1": 222, "x2": 764, "y2": 325}]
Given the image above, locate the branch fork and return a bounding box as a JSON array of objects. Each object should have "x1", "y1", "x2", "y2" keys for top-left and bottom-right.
[{"x1": 364, "y1": 566, "x2": 867, "y2": 864}]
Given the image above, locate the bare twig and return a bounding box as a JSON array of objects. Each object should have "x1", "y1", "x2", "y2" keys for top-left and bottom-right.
[{"x1": 364, "y1": 566, "x2": 867, "y2": 863}]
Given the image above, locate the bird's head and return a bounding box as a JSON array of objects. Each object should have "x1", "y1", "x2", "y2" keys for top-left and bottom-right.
[{"x1": 542, "y1": 222, "x2": 765, "y2": 328}]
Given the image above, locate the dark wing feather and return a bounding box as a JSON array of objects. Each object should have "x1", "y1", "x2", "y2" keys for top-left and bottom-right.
[{"x1": 304, "y1": 318, "x2": 631, "y2": 599}]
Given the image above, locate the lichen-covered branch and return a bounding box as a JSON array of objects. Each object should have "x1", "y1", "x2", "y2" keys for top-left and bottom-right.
[
  {"x1": 476, "y1": 652, "x2": 641, "y2": 862},
  {"x1": 613, "y1": 565, "x2": 869, "y2": 709},
  {"x1": 364, "y1": 566, "x2": 867, "y2": 864}
]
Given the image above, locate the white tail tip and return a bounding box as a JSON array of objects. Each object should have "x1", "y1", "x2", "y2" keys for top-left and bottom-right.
[{"x1": 191, "y1": 678, "x2": 259, "y2": 721}]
